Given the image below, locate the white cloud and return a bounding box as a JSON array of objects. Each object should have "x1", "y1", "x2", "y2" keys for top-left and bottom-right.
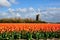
[
  {"x1": 0, "y1": 0, "x2": 11, "y2": 7},
  {"x1": 17, "y1": 8, "x2": 27, "y2": 13},
  {"x1": 8, "y1": 8, "x2": 15, "y2": 13},
  {"x1": 8, "y1": 8, "x2": 17, "y2": 17},
  {"x1": 8, "y1": 8, "x2": 15, "y2": 14},
  {"x1": 0, "y1": 12, "x2": 8, "y2": 16},
  {"x1": 0, "y1": 0, "x2": 18, "y2": 7},
  {"x1": 29, "y1": 7, "x2": 34, "y2": 12},
  {"x1": 16, "y1": 13, "x2": 21, "y2": 17},
  {"x1": 0, "y1": 12, "x2": 10, "y2": 18},
  {"x1": 41, "y1": 8, "x2": 60, "y2": 22},
  {"x1": 7, "y1": 7, "x2": 40, "y2": 18},
  {"x1": 9, "y1": 0, "x2": 18, "y2": 4},
  {"x1": 8, "y1": 8, "x2": 21, "y2": 18}
]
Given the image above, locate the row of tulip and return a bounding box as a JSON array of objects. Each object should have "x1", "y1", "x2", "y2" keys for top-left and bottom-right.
[{"x1": 0, "y1": 25, "x2": 60, "y2": 33}]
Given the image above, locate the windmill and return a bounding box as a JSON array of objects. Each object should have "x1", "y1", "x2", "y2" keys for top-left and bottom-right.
[
  {"x1": 33, "y1": 8, "x2": 41, "y2": 21},
  {"x1": 36, "y1": 14, "x2": 40, "y2": 21}
]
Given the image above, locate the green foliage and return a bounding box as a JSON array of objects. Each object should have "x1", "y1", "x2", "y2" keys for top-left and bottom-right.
[
  {"x1": 26, "y1": 32, "x2": 33, "y2": 40},
  {"x1": 0, "y1": 31, "x2": 60, "y2": 40},
  {"x1": 51, "y1": 32, "x2": 60, "y2": 38},
  {"x1": 21, "y1": 30, "x2": 27, "y2": 39},
  {"x1": 39, "y1": 32, "x2": 45, "y2": 39},
  {"x1": 45, "y1": 32, "x2": 52, "y2": 38},
  {"x1": 35, "y1": 32, "x2": 40, "y2": 40}
]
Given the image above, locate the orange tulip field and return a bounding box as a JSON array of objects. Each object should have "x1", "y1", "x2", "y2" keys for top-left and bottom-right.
[{"x1": 0, "y1": 23, "x2": 60, "y2": 33}]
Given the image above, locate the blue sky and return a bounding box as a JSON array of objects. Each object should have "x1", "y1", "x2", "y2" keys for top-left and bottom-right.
[
  {"x1": 1, "y1": 0, "x2": 60, "y2": 10},
  {"x1": 0, "y1": 0, "x2": 60, "y2": 22}
]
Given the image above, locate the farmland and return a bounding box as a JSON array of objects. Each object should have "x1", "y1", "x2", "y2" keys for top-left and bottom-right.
[{"x1": 0, "y1": 23, "x2": 60, "y2": 40}]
